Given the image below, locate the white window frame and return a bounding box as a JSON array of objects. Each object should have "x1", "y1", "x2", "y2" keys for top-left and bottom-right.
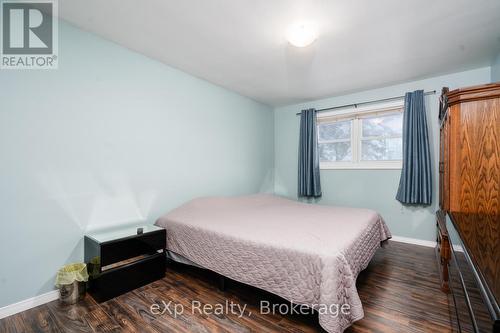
[{"x1": 317, "y1": 100, "x2": 404, "y2": 170}]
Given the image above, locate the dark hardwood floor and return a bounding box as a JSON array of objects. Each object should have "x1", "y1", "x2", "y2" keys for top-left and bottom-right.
[{"x1": 0, "y1": 241, "x2": 455, "y2": 333}]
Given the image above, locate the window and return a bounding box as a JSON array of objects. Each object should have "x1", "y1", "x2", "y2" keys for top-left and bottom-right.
[{"x1": 317, "y1": 101, "x2": 404, "y2": 169}]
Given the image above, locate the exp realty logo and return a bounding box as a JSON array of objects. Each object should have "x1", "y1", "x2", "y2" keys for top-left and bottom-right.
[{"x1": 1, "y1": 0, "x2": 58, "y2": 69}]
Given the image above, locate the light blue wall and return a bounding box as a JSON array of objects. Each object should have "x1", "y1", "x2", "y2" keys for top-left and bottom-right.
[
  {"x1": 274, "y1": 67, "x2": 491, "y2": 242},
  {"x1": 0, "y1": 21, "x2": 273, "y2": 307},
  {"x1": 492, "y1": 52, "x2": 500, "y2": 82}
]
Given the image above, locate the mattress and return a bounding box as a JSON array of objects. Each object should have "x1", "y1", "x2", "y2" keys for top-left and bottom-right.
[{"x1": 155, "y1": 194, "x2": 391, "y2": 333}]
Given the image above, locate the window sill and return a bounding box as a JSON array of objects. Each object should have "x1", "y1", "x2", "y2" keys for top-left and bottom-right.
[{"x1": 320, "y1": 161, "x2": 402, "y2": 170}]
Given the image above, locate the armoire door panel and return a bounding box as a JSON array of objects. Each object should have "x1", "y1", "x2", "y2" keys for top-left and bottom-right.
[{"x1": 454, "y1": 99, "x2": 500, "y2": 215}]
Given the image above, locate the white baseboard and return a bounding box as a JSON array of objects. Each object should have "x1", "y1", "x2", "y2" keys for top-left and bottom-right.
[
  {"x1": 390, "y1": 235, "x2": 436, "y2": 248},
  {"x1": 0, "y1": 290, "x2": 59, "y2": 320}
]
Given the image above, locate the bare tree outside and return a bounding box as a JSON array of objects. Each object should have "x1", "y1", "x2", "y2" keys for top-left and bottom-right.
[
  {"x1": 318, "y1": 112, "x2": 403, "y2": 163},
  {"x1": 361, "y1": 113, "x2": 402, "y2": 161},
  {"x1": 318, "y1": 120, "x2": 352, "y2": 162}
]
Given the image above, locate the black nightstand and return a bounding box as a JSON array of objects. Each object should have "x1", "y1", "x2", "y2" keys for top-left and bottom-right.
[{"x1": 84, "y1": 225, "x2": 166, "y2": 302}]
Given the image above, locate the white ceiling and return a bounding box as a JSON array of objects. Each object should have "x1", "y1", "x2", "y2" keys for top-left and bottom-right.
[{"x1": 59, "y1": 0, "x2": 500, "y2": 106}]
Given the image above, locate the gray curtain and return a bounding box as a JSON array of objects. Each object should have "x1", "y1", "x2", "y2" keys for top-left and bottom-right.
[
  {"x1": 298, "y1": 109, "x2": 322, "y2": 198},
  {"x1": 396, "y1": 90, "x2": 432, "y2": 205}
]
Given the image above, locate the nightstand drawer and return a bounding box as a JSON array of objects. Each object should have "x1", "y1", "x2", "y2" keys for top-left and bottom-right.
[
  {"x1": 100, "y1": 230, "x2": 165, "y2": 267},
  {"x1": 89, "y1": 253, "x2": 165, "y2": 302}
]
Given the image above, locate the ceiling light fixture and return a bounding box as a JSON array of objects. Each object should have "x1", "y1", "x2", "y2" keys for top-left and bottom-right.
[{"x1": 286, "y1": 22, "x2": 318, "y2": 47}]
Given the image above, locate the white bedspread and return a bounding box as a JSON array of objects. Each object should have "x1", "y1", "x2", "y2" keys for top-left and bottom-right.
[{"x1": 155, "y1": 194, "x2": 391, "y2": 332}]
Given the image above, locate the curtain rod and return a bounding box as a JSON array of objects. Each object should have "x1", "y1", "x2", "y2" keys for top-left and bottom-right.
[{"x1": 295, "y1": 90, "x2": 436, "y2": 116}]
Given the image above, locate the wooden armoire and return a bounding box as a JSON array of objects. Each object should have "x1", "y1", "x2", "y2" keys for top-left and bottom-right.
[{"x1": 437, "y1": 83, "x2": 499, "y2": 332}]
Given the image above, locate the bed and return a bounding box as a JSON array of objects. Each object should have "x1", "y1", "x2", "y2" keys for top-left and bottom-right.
[{"x1": 155, "y1": 194, "x2": 391, "y2": 333}]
